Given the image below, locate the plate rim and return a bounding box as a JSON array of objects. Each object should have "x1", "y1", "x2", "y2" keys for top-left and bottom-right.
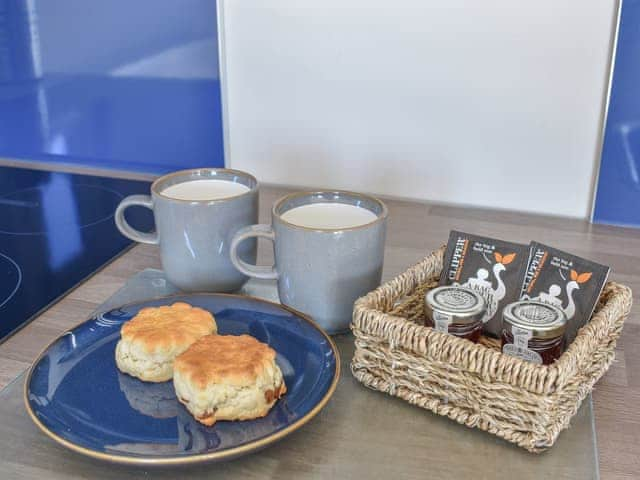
[{"x1": 23, "y1": 292, "x2": 341, "y2": 466}]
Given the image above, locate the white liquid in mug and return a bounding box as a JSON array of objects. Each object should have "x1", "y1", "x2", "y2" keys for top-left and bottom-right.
[
  {"x1": 280, "y1": 203, "x2": 378, "y2": 229},
  {"x1": 162, "y1": 179, "x2": 250, "y2": 201}
]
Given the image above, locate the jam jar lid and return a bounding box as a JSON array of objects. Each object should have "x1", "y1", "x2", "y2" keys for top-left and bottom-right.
[
  {"x1": 425, "y1": 286, "x2": 486, "y2": 325},
  {"x1": 502, "y1": 301, "x2": 567, "y2": 339}
]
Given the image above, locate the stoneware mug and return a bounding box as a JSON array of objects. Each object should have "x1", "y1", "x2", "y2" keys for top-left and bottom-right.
[
  {"x1": 115, "y1": 168, "x2": 258, "y2": 292},
  {"x1": 230, "y1": 190, "x2": 388, "y2": 333}
]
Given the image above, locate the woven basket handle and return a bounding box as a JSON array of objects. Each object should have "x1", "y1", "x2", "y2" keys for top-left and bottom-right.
[{"x1": 230, "y1": 224, "x2": 278, "y2": 280}]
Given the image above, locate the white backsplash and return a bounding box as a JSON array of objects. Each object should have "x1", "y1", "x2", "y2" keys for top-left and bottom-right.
[{"x1": 220, "y1": 0, "x2": 617, "y2": 218}]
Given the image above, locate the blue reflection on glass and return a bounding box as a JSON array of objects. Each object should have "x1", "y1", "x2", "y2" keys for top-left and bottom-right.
[
  {"x1": 42, "y1": 173, "x2": 83, "y2": 270},
  {"x1": 0, "y1": 166, "x2": 153, "y2": 340},
  {"x1": 0, "y1": 0, "x2": 224, "y2": 173},
  {"x1": 594, "y1": 0, "x2": 640, "y2": 227}
]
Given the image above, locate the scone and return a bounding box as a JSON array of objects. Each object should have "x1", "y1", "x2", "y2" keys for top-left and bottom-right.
[
  {"x1": 173, "y1": 334, "x2": 287, "y2": 426},
  {"x1": 115, "y1": 302, "x2": 216, "y2": 382}
]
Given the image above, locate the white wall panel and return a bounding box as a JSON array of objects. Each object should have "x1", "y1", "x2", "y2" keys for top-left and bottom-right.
[{"x1": 221, "y1": 0, "x2": 616, "y2": 217}]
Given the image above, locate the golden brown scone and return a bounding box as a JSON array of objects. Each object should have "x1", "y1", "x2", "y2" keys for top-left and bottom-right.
[
  {"x1": 115, "y1": 302, "x2": 216, "y2": 382},
  {"x1": 173, "y1": 335, "x2": 286, "y2": 426}
]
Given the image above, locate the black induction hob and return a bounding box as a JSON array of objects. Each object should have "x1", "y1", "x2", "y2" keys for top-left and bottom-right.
[{"x1": 0, "y1": 166, "x2": 153, "y2": 341}]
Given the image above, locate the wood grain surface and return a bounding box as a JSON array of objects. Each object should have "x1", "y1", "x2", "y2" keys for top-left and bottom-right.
[{"x1": 0, "y1": 174, "x2": 638, "y2": 479}]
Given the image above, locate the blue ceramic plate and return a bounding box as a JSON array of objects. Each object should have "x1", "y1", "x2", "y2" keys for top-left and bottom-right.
[{"x1": 24, "y1": 294, "x2": 339, "y2": 466}]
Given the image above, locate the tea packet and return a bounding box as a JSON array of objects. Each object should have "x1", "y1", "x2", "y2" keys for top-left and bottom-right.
[
  {"x1": 520, "y1": 242, "x2": 610, "y2": 343},
  {"x1": 439, "y1": 231, "x2": 529, "y2": 337}
]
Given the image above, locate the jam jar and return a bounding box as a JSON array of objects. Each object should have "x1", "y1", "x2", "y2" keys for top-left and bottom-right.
[
  {"x1": 424, "y1": 286, "x2": 486, "y2": 343},
  {"x1": 501, "y1": 301, "x2": 567, "y2": 365}
]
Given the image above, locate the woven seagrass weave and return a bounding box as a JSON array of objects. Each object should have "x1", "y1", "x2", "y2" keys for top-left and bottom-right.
[{"x1": 350, "y1": 246, "x2": 633, "y2": 452}]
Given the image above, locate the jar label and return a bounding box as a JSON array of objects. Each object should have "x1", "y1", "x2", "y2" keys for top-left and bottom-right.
[
  {"x1": 512, "y1": 326, "x2": 532, "y2": 349},
  {"x1": 432, "y1": 311, "x2": 451, "y2": 333},
  {"x1": 502, "y1": 343, "x2": 543, "y2": 364}
]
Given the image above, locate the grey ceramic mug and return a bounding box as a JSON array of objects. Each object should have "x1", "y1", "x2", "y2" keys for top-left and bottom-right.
[
  {"x1": 230, "y1": 191, "x2": 388, "y2": 333},
  {"x1": 115, "y1": 168, "x2": 258, "y2": 292}
]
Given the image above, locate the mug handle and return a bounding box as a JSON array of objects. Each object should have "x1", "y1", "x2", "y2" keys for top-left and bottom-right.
[
  {"x1": 230, "y1": 224, "x2": 278, "y2": 280},
  {"x1": 114, "y1": 195, "x2": 159, "y2": 245}
]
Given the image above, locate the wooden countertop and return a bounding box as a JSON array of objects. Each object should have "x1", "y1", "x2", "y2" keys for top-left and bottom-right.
[{"x1": 0, "y1": 173, "x2": 638, "y2": 479}]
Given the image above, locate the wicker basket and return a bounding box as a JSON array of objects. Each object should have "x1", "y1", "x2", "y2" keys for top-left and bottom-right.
[{"x1": 351, "y1": 246, "x2": 633, "y2": 452}]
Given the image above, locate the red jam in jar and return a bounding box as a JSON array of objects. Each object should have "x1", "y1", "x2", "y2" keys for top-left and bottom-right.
[
  {"x1": 501, "y1": 301, "x2": 567, "y2": 365},
  {"x1": 424, "y1": 286, "x2": 486, "y2": 343}
]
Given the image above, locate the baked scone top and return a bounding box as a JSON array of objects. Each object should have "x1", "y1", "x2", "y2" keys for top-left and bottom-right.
[
  {"x1": 174, "y1": 334, "x2": 279, "y2": 388},
  {"x1": 120, "y1": 302, "x2": 217, "y2": 354}
]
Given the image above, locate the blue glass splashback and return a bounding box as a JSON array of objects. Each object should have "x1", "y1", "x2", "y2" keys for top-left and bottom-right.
[
  {"x1": 0, "y1": 1, "x2": 224, "y2": 173},
  {"x1": 593, "y1": 0, "x2": 640, "y2": 227}
]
